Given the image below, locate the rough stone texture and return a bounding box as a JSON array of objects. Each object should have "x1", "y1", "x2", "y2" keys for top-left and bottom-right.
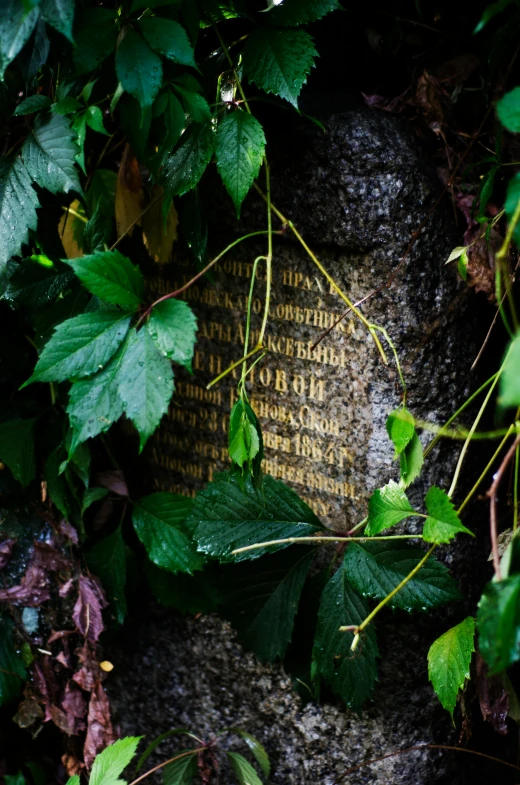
[
  {"x1": 111, "y1": 109, "x2": 494, "y2": 784},
  {"x1": 107, "y1": 610, "x2": 491, "y2": 784}
]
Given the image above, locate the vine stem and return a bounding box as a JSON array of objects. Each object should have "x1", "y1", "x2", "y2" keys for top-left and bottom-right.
[
  {"x1": 206, "y1": 346, "x2": 264, "y2": 390},
  {"x1": 457, "y1": 424, "x2": 515, "y2": 515},
  {"x1": 231, "y1": 534, "x2": 422, "y2": 555},
  {"x1": 135, "y1": 230, "x2": 275, "y2": 329},
  {"x1": 487, "y1": 432, "x2": 520, "y2": 579},
  {"x1": 128, "y1": 749, "x2": 205, "y2": 785}
]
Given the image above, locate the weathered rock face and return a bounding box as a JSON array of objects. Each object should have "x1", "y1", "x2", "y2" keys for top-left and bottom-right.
[
  {"x1": 109, "y1": 109, "x2": 491, "y2": 784},
  {"x1": 146, "y1": 108, "x2": 472, "y2": 528}
]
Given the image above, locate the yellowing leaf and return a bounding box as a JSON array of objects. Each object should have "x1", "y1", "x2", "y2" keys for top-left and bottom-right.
[
  {"x1": 115, "y1": 144, "x2": 144, "y2": 239},
  {"x1": 99, "y1": 660, "x2": 114, "y2": 672},
  {"x1": 141, "y1": 186, "x2": 178, "y2": 263},
  {"x1": 58, "y1": 199, "x2": 86, "y2": 258}
]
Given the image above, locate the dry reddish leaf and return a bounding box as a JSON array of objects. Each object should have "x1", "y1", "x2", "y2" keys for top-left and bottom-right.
[
  {"x1": 434, "y1": 54, "x2": 479, "y2": 85},
  {"x1": 0, "y1": 538, "x2": 16, "y2": 570},
  {"x1": 62, "y1": 754, "x2": 84, "y2": 778},
  {"x1": 94, "y1": 470, "x2": 129, "y2": 497},
  {"x1": 73, "y1": 576, "x2": 108, "y2": 642},
  {"x1": 115, "y1": 145, "x2": 144, "y2": 239},
  {"x1": 415, "y1": 71, "x2": 446, "y2": 134},
  {"x1": 362, "y1": 90, "x2": 409, "y2": 113},
  {"x1": 13, "y1": 684, "x2": 45, "y2": 729},
  {"x1": 475, "y1": 654, "x2": 509, "y2": 735},
  {"x1": 141, "y1": 186, "x2": 179, "y2": 264},
  {"x1": 58, "y1": 519, "x2": 79, "y2": 545},
  {"x1": 33, "y1": 541, "x2": 69, "y2": 572},
  {"x1": 463, "y1": 224, "x2": 501, "y2": 301},
  {"x1": 0, "y1": 563, "x2": 50, "y2": 606},
  {"x1": 58, "y1": 199, "x2": 86, "y2": 258},
  {"x1": 83, "y1": 681, "x2": 117, "y2": 770},
  {"x1": 73, "y1": 642, "x2": 100, "y2": 692}
]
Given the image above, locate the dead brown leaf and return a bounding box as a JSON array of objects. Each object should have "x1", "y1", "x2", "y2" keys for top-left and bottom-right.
[
  {"x1": 115, "y1": 144, "x2": 144, "y2": 239},
  {"x1": 414, "y1": 71, "x2": 446, "y2": 134},
  {"x1": 0, "y1": 538, "x2": 16, "y2": 570},
  {"x1": 141, "y1": 186, "x2": 179, "y2": 263},
  {"x1": 464, "y1": 224, "x2": 501, "y2": 301},
  {"x1": 73, "y1": 576, "x2": 108, "y2": 642},
  {"x1": 83, "y1": 681, "x2": 117, "y2": 769},
  {"x1": 475, "y1": 653, "x2": 509, "y2": 735},
  {"x1": 73, "y1": 642, "x2": 100, "y2": 692},
  {"x1": 94, "y1": 469, "x2": 129, "y2": 497},
  {"x1": 58, "y1": 200, "x2": 86, "y2": 258}
]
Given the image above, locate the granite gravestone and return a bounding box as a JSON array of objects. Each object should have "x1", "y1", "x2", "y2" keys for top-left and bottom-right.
[{"x1": 146, "y1": 108, "x2": 471, "y2": 527}]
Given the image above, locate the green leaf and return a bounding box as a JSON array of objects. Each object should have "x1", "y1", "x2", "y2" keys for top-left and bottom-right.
[
  {"x1": 174, "y1": 85, "x2": 210, "y2": 123},
  {"x1": 52, "y1": 98, "x2": 83, "y2": 115},
  {"x1": 90, "y1": 737, "x2": 142, "y2": 785},
  {"x1": 72, "y1": 112, "x2": 88, "y2": 174},
  {"x1": 228, "y1": 398, "x2": 263, "y2": 474},
  {"x1": 116, "y1": 27, "x2": 162, "y2": 109},
  {"x1": 428, "y1": 616, "x2": 475, "y2": 718},
  {"x1": 344, "y1": 542, "x2": 463, "y2": 612},
  {"x1": 365, "y1": 480, "x2": 416, "y2": 536},
  {"x1": 399, "y1": 431, "x2": 424, "y2": 488},
  {"x1": 132, "y1": 493, "x2": 203, "y2": 574},
  {"x1": 82, "y1": 487, "x2": 109, "y2": 515},
  {"x1": 386, "y1": 406, "x2": 415, "y2": 455},
  {"x1": 73, "y1": 8, "x2": 118, "y2": 75},
  {"x1": 118, "y1": 328, "x2": 174, "y2": 450},
  {"x1": 163, "y1": 752, "x2": 198, "y2": 785},
  {"x1": 3, "y1": 261, "x2": 73, "y2": 309},
  {"x1": 224, "y1": 730, "x2": 270, "y2": 778},
  {"x1": 0, "y1": 418, "x2": 36, "y2": 486},
  {"x1": 67, "y1": 341, "x2": 127, "y2": 452},
  {"x1": 83, "y1": 201, "x2": 112, "y2": 254},
  {"x1": 85, "y1": 106, "x2": 110, "y2": 136},
  {"x1": 0, "y1": 615, "x2": 26, "y2": 707},
  {"x1": 147, "y1": 299, "x2": 197, "y2": 370},
  {"x1": 13, "y1": 95, "x2": 52, "y2": 115},
  {"x1": 477, "y1": 574, "x2": 520, "y2": 673},
  {"x1": 149, "y1": 91, "x2": 185, "y2": 174},
  {"x1": 86, "y1": 526, "x2": 127, "y2": 624},
  {"x1": 139, "y1": 18, "x2": 196, "y2": 68},
  {"x1": 189, "y1": 472, "x2": 323, "y2": 562},
  {"x1": 0, "y1": 156, "x2": 40, "y2": 267},
  {"x1": 40, "y1": 0, "x2": 75, "y2": 42},
  {"x1": 0, "y1": 3, "x2": 38, "y2": 79},
  {"x1": 22, "y1": 113, "x2": 81, "y2": 195},
  {"x1": 501, "y1": 331, "x2": 520, "y2": 406},
  {"x1": 242, "y1": 28, "x2": 317, "y2": 108},
  {"x1": 161, "y1": 121, "x2": 214, "y2": 206},
  {"x1": 475, "y1": 0, "x2": 517, "y2": 32},
  {"x1": 66, "y1": 778, "x2": 80, "y2": 785},
  {"x1": 229, "y1": 550, "x2": 313, "y2": 661},
  {"x1": 25, "y1": 310, "x2": 131, "y2": 385},
  {"x1": 497, "y1": 87, "x2": 520, "y2": 132},
  {"x1": 216, "y1": 110, "x2": 265, "y2": 217},
  {"x1": 423, "y1": 486, "x2": 473, "y2": 544},
  {"x1": 65, "y1": 251, "x2": 144, "y2": 312},
  {"x1": 227, "y1": 752, "x2": 263, "y2": 785},
  {"x1": 313, "y1": 558, "x2": 378, "y2": 710},
  {"x1": 269, "y1": 0, "x2": 342, "y2": 25},
  {"x1": 86, "y1": 169, "x2": 117, "y2": 215}
]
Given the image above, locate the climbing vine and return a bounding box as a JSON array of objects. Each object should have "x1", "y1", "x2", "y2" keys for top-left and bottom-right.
[{"x1": 3, "y1": 0, "x2": 520, "y2": 780}]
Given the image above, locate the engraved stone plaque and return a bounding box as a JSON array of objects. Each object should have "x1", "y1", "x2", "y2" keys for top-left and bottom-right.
[{"x1": 147, "y1": 109, "x2": 471, "y2": 528}]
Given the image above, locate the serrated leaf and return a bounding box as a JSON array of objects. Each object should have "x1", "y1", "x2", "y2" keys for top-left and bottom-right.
[
  {"x1": 428, "y1": 616, "x2": 475, "y2": 718},
  {"x1": 225, "y1": 730, "x2": 270, "y2": 777},
  {"x1": 85, "y1": 106, "x2": 109, "y2": 135},
  {"x1": 86, "y1": 526, "x2": 127, "y2": 624},
  {"x1": 82, "y1": 486, "x2": 109, "y2": 515},
  {"x1": 40, "y1": 0, "x2": 75, "y2": 42},
  {"x1": 227, "y1": 752, "x2": 263, "y2": 785},
  {"x1": 147, "y1": 299, "x2": 197, "y2": 369},
  {"x1": 477, "y1": 575, "x2": 520, "y2": 674},
  {"x1": 25, "y1": 310, "x2": 131, "y2": 384},
  {"x1": 497, "y1": 87, "x2": 520, "y2": 133},
  {"x1": 22, "y1": 113, "x2": 81, "y2": 195},
  {"x1": 269, "y1": 0, "x2": 342, "y2": 25},
  {"x1": 365, "y1": 480, "x2": 416, "y2": 536},
  {"x1": 90, "y1": 737, "x2": 142, "y2": 785},
  {"x1": 139, "y1": 18, "x2": 196, "y2": 68},
  {"x1": 189, "y1": 472, "x2": 323, "y2": 562},
  {"x1": 423, "y1": 486, "x2": 473, "y2": 544},
  {"x1": 161, "y1": 121, "x2": 214, "y2": 207},
  {"x1": 313, "y1": 558, "x2": 378, "y2": 710},
  {"x1": 118, "y1": 328, "x2": 174, "y2": 451},
  {"x1": 229, "y1": 550, "x2": 313, "y2": 661},
  {"x1": 13, "y1": 95, "x2": 52, "y2": 116},
  {"x1": 71, "y1": 112, "x2": 88, "y2": 174},
  {"x1": 242, "y1": 28, "x2": 317, "y2": 108},
  {"x1": 0, "y1": 418, "x2": 36, "y2": 486},
  {"x1": 149, "y1": 91, "x2": 185, "y2": 175},
  {"x1": 174, "y1": 85, "x2": 210, "y2": 123},
  {"x1": 65, "y1": 251, "x2": 144, "y2": 311},
  {"x1": 399, "y1": 431, "x2": 423, "y2": 487},
  {"x1": 216, "y1": 110, "x2": 265, "y2": 216},
  {"x1": 344, "y1": 541, "x2": 463, "y2": 612},
  {"x1": 67, "y1": 338, "x2": 127, "y2": 452},
  {"x1": 132, "y1": 493, "x2": 203, "y2": 574},
  {"x1": 73, "y1": 8, "x2": 118, "y2": 75},
  {"x1": 116, "y1": 27, "x2": 162, "y2": 109},
  {"x1": 0, "y1": 615, "x2": 26, "y2": 707},
  {"x1": 23, "y1": 16, "x2": 50, "y2": 82},
  {"x1": 0, "y1": 3, "x2": 39, "y2": 79},
  {"x1": 228, "y1": 399, "x2": 263, "y2": 475},
  {"x1": 163, "y1": 752, "x2": 198, "y2": 785},
  {"x1": 0, "y1": 156, "x2": 40, "y2": 267},
  {"x1": 386, "y1": 407, "x2": 415, "y2": 455},
  {"x1": 83, "y1": 201, "x2": 112, "y2": 254},
  {"x1": 500, "y1": 331, "x2": 520, "y2": 407},
  {"x1": 2, "y1": 261, "x2": 73, "y2": 309}
]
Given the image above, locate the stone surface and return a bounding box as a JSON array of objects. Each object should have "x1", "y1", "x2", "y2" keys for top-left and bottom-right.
[{"x1": 146, "y1": 108, "x2": 473, "y2": 529}]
